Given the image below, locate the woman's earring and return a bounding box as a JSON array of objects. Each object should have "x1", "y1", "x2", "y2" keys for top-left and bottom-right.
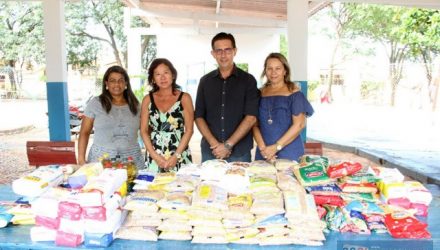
[
  {"x1": 125, "y1": 86, "x2": 127, "y2": 90},
  {"x1": 106, "y1": 86, "x2": 108, "y2": 90}
]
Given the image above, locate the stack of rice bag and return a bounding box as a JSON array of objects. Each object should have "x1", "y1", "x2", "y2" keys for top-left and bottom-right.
[
  {"x1": 189, "y1": 161, "x2": 229, "y2": 244},
  {"x1": 247, "y1": 161, "x2": 289, "y2": 245},
  {"x1": 190, "y1": 182, "x2": 228, "y2": 243},
  {"x1": 12, "y1": 164, "x2": 128, "y2": 248},
  {"x1": 158, "y1": 173, "x2": 197, "y2": 241},
  {"x1": 276, "y1": 161, "x2": 326, "y2": 246},
  {"x1": 117, "y1": 189, "x2": 163, "y2": 241}
]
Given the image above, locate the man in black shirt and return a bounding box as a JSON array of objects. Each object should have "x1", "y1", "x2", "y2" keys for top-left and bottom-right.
[{"x1": 195, "y1": 32, "x2": 259, "y2": 162}]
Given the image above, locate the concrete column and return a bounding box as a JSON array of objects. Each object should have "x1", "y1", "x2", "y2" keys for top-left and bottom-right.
[
  {"x1": 43, "y1": 0, "x2": 70, "y2": 141},
  {"x1": 125, "y1": 8, "x2": 143, "y2": 89},
  {"x1": 288, "y1": 0, "x2": 309, "y2": 142}
]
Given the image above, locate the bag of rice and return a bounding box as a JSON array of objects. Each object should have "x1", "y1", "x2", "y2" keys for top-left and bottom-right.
[
  {"x1": 159, "y1": 208, "x2": 189, "y2": 220},
  {"x1": 192, "y1": 235, "x2": 228, "y2": 244},
  {"x1": 115, "y1": 226, "x2": 158, "y2": 241},
  {"x1": 159, "y1": 230, "x2": 192, "y2": 241},
  {"x1": 157, "y1": 218, "x2": 192, "y2": 232},
  {"x1": 192, "y1": 225, "x2": 226, "y2": 237},
  {"x1": 123, "y1": 211, "x2": 161, "y2": 227},
  {"x1": 157, "y1": 191, "x2": 191, "y2": 210},
  {"x1": 277, "y1": 172, "x2": 302, "y2": 191},
  {"x1": 163, "y1": 175, "x2": 200, "y2": 192},
  {"x1": 192, "y1": 183, "x2": 228, "y2": 211},
  {"x1": 251, "y1": 192, "x2": 284, "y2": 215},
  {"x1": 123, "y1": 190, "x2": 164, "y2": 212},
  {"x1": 275, "y1": 159, "x2": 299, "y2": 171},
  {"x1": 226, "y1": 227, "x2": 259, "y2": 242}
]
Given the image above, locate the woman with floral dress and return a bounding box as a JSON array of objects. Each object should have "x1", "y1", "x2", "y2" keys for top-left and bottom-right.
[{"x1": 140, "y1": 58, "x2": 194, "y2": 172}]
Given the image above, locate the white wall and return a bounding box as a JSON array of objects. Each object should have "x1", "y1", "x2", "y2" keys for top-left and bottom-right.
[{"x1": 155, "y1": 33, "x2": 280, "y2": 98}]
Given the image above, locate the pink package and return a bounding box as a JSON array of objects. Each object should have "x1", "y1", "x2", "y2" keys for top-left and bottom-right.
[
  {"x1": 55, "y1": 230, "x2": 83, "y2": 247},
  {"x1": 411, "y1": 203, "x2": 429, "y2": 217},
  {"x1": 58, "y1": 201, "x2": 82, "y2": 221},
  {"x1": 388, "y1": 197, "x2": 411, "y2": 209},
  {"x1": 82, "y1": 206, "x2": 106, "y2": 221},
  {"x1": 35, "y1": 215, "x2": 60, "y2": 230}
]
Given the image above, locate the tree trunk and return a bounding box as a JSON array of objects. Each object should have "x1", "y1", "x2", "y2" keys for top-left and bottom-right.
[
  {"x1": 7, "y1": 60, "x2": 16, "y2": 92},
  {"x1": 326, "y1": 35, "x2": 342, "y2": 103},
  {"x1": 432, "y1": 66, "x2": 440, "y2": 111},
  {"x1": 421, "y1": 50, "x2": 436, "y2": 109},
  {"x1": 387, "y1": 44, "x2": 406, "y2": 107}
]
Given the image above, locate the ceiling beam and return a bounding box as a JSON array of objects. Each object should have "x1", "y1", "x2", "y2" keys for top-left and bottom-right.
[
  {"x1": 132, "y1": 8, "x2": 287, "y2": 28},
  {"x1": 130, "y1": 26, "x2": 285, "y2": 36},
  {"x1": 216, "y1": 0, "x2": 221, "y2": 14}
]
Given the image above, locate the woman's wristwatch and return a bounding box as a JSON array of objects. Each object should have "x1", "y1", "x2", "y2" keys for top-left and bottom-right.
[
  {"x1": 175, "y1": 152, "x2": 182, "y2": 162},
  {"x1": 276, "y1": 142, "x2": 283, "y2": 151}
]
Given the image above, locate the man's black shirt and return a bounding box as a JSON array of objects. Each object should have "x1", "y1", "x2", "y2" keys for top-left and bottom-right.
[{"x1": 195, "y1": 65, "x2": 259, "y2": 157}]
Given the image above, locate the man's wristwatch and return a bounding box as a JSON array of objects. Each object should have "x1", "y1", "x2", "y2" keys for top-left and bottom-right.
[
  {"x1": 224, "y1": 142, "x2": 233, "y2": 151},
  {"x1": 276, "y1": 142, "x2": 283, "y2": 151}
]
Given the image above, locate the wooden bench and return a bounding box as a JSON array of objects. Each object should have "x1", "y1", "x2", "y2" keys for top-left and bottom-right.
[
  {"x1": 26, "y1": 141, "x2": 77, "y2": 167},
  {"x1": 304, "y1": 142, "x2": 323, "y2": 156}
]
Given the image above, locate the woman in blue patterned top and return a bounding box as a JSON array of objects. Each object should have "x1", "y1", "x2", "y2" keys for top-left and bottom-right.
[
  {"x1": 253, "y1": 53, "x2": 314, "y2": 162},
  {"x1": 140, "y1": 58, "x2": 194, "y2": 172}
]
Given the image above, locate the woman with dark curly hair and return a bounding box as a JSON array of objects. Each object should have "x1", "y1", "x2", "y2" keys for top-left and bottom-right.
[
  {"x1": 141, "y1": 58, "x2": 194, "y2": 172},
  {"x1": 78, "y1": 65, "x2": 144, "y2": 169}
]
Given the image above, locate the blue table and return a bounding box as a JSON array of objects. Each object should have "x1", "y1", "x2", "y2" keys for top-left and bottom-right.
[{"x1": 0, "y1": 184, "x2": 438, "y2": 250}]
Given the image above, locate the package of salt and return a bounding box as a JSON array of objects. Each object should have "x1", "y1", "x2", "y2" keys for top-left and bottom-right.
[{"x1": 12, "y1": 166, "x2": 63, "y2": 197}]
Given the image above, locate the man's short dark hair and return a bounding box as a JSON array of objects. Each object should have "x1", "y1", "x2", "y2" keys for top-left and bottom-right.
[{"x1": 211, "y1": 32, "x2": 236, "y2": 50}]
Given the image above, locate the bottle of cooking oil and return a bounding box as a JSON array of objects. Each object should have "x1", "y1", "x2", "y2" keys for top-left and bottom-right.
[{"x1": 125, "y1": 156, "x2": 137, "y2": 189}]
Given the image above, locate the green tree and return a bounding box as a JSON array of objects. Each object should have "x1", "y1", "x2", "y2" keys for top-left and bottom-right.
[
  {"x1": 346, "y1": 4, "x2": 410, "y2": 106},
  {"x1": 0, "y1": 1, "x2": 44, "y2": 91},
  {"x1": 316, "y1": 3, "x2": 358, "y2": 101},
  {"x1": 280, "y1": 34, "x2": 288, "y2": 58},
  {"x1": 132, "y1": 16, "x2": 157, "y2": 69},
  {"x1": 66, "y1": 0, "x2": 126, "y2": 67},
  {"x1": 401, "y1": 9, "x2": 440, "y2": 110},
  {"x1": 141, "y1": 35, "x2": 157, "y2": 70},
  {"x1": 66, "y1": 34, "x2": 100, "y2": 69}
]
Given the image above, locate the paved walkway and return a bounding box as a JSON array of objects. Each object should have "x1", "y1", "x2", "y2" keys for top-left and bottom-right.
[
  {"x1": 308, "y1": 102, "x2": 440, "y2": 185},
  {"x1": 1, "y1": 98, "x2": 439, "y2": 185}
]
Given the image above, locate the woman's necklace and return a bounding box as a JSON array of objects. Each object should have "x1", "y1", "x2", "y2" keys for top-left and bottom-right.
[
  {"x1": 266, "y1": 83, "x2": 285, "y2": 125},
  {"x1": 267, "y1": 98, "x2": 273, "y2": 125}
]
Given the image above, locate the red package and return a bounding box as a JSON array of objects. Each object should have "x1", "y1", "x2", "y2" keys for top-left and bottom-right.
[
  {"x1": 35, "y1": 215, "x2": 60, "y2": 230},
  {"x1": 385, "y1": 212, "x2": 428, "y2": 236},
  {"x1": 327, "y1": 161, "x2": 363, "y2": 179},
  {"x1": 390, "y1": 230, "x2": 431, "y2": 239},
  {"x1": 55, "y1": 230, "x2": 83, "y2": 247},
  {"x1": 316, "y1": 205, "x2": 327, "y2": 219},
  {"x1": 314, "y1": 195, "x2": 345, "y2": 207}
]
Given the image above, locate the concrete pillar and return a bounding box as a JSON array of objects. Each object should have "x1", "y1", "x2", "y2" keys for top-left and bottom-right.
[
  {"x1": 125, "y1": 8, "x2": 143, "y2": 89},
  {"x1": 43, "y1": 0, "x2": 70, "y2": 141},
  {"x1": 288, "y1": 0, "x2": 309, "y2": 142}
]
